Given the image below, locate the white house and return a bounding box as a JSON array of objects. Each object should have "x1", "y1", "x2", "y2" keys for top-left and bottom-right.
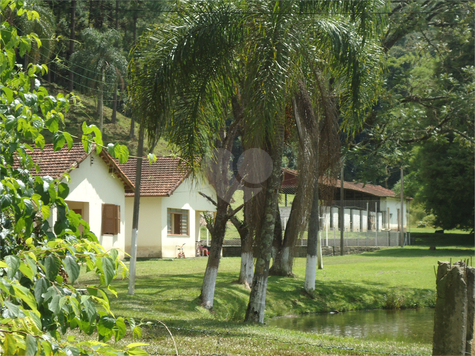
[
  {"x1": 30, "y1": 144, "x2": 134, "y2": 258},
  {"x1": 119, "y1": 157, "x2": 216, "y2": 259}
]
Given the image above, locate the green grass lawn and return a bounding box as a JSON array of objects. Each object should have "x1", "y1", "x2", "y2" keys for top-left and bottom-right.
[{"x1": 76, "y1": 246, "x2": 474, "y2": 355}]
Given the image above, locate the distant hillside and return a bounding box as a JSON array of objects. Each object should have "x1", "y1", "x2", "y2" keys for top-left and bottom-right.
[{"x1": 42, "y1": 82, "x2": 171, "y2": 157}]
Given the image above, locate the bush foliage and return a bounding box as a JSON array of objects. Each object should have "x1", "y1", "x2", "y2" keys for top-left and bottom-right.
[{"x1": 0, "y1": 1, "x2": 146, "y2": 354}]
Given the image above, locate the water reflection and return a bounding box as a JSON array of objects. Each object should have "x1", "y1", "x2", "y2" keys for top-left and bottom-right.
[{"x1": 268, "y1": 308, "x2": 434, "y2": 344}]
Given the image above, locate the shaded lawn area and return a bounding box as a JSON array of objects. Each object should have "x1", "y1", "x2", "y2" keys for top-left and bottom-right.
[
  {"x1": 79, "y1": 246, "x2": 473, "y2": 322},
  {"x1": 76, "y1": 246, "x2": 475, "y2": 355}
]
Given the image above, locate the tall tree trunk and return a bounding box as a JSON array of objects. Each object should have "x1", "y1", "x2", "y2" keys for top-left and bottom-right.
[
  {"x1": 305, "y1": 178, "x2": 319, "y2": 292},
  {"x1": 129, "y1": 13, "x2": 138, "y2": 138},
  {"x1": 230, "y1": 213, "x2": 253, "y2": 288},
  {"x1": 98, "y1": 67, "x2": 104, "y2": 134},
  {"x1": 68, "y1": 0, "x2": 76, "y2": 92},
  {"x1": 245, "y1": 139, "x2": 283, "y2": 323},
  {"x1": 200, "y1": 198, "x2": 229, "y2": 309},
  {"x1": 129, "y1": 117, "x2": 135, "y2": 138},
  {"x1": 269, "y1": 192, "x2": 301, "y2": 276},
  {"x1": 115, "y1": 0, "x2": 119, "y2": 30},
  {"x1": 112, "y1": 81, "x2": 118, "y2": 124}
]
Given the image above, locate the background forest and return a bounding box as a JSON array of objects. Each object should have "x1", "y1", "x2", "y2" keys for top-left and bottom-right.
[{"x1": 10, "y1": 0, "x2": 475, "y2": 231}]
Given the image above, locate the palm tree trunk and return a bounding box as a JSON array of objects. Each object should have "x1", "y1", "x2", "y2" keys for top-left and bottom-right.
[
  {"x1": 200, "y1": 197, "x2": 229, "y2": 309},
  {"x1": 245, "y1": 139, "x2": 283, "y2": 323},
  {"x1": 305, "y1": 179, "x2": 319, "y2": 292},
  {"x1": 269, "y1": 193, "x2": 301, "y2": 276},
  {"x1": 230, "y1": 214, "x2": 253, "y2": 288}
]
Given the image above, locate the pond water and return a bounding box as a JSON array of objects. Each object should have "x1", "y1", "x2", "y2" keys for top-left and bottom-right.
[{"x1": 268, "y1": 308, "x2": 434, "y2": 344}]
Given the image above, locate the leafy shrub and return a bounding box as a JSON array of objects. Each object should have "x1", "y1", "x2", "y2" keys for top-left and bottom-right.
[{"x1": 0, "y1": 1, "x2": 146, "y2": 354}]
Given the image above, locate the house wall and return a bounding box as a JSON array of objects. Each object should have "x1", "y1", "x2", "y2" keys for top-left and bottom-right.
[
  {"x1": 160, "y1": 178, "x2": 216, "y2": 258},
  {"x1": 64, "y1": 152, "x2": 126, "y2": 258},
  {"x1": 124, "y1": 197, "x2": 162, "y2": 258},
  {"x1": 123, "y1": 177, "x2": 216, "y2": 259},
  {"x1": 380, "y1": 198, "x2": 407, "y2": 230}
]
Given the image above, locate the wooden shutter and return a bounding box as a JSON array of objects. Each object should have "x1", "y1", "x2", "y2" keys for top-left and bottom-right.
[{"x1": 102, "y1": 204, "x2": 120, "y2": 235}]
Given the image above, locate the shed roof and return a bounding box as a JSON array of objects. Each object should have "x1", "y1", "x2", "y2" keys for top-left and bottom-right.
[
  {"x1": 119, "y1": 157, "x2": 189, "y2": 197},
  {"x1": 281, "y1": 168, "x2": 395, "y2": 198}
]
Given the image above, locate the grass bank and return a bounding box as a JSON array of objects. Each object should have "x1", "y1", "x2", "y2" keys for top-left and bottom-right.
[{"x1": 77, "y1": 246, "x2": 474, "y2": 355}]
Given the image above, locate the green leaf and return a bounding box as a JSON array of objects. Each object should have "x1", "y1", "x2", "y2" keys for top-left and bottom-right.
[
  {"x1": 70, "y1": 297, "x2": 81, "y2": 317},
  {"x1": 63, "y1": 132, "x2": 73, "y2": 150},
  {"x1": 48, "y1": 294, "x2": 61, "y2": 315},
  {"x1": 45, "y1": 114, "x2": 59, "y2": 133},
  {"x1": 127, "y1": 347, "x2": 149, "y2": 356},
  {"x1": 25, "y1": 334, "x2": 37, "y2": 356},
  {"x1": 40, "y1": 340, "x2": 52, "y2": 356},
  {"x1": 29, "y1": 310, "x2": 42, "y2": 330},
  {"x1": 58, "y1": 182, "x2": 69, "y2": 199},
  {"x1": 19, "y1": 259, "x2": 34, "y2": 280},
  {"x1": 14, "y1": 216, "x2": 26, "y2": 233},
  {"x1": 147, "y1": 153, "x2": 157, "y2": 164},
  {"x1": 81, "y1": 296, "x2": 96, "y2": 322},
  {"x1": 4, "y1": 333, "x2": 17, "y2": 355},
  {"x1": 12, "y1": 284, "x2": 37, "y2": 310},
  {"x1": 35, "y1": 134, "x2": 45, "y2": 149},
  {"x1": 82, "y1": 134, "x2": 92, "y2": 154},
  {"x1": 44, "y1": 255, "x2": 60, "y2": 281},
  {"x1": 63, "y1": 255, "x2": 80, "y2": 284},
  {"x1": 97, "y1": 315, "x2": 115, "y2": 342},
  {"x1": 114, "y1": 144, "x2": 129, "y2": 164},
  {"x1": 4, "y1": 300, "x2": 20, "y2": 317},
  {"x1": 2, "y1": 86, "x2": 13, "y2": 102},
  {"x1": 114, "y1": 317, "x2": 127, "y2": 342},
  {"x1": 53, "y1": 132, "x2": 65, "y2": 151},
  {"x1": 82, "y1": 121, "x2": 92, "y2": 135},
  {"x1": 101, "y1": 256, "x2": 115, "y2": 285},
  {"x1": 132, "y1": 325, "x2": 142, "y2": 339},
  {"x1": 5, "y1": 255, "x2": 20, "y2": 279},
  {"x1": 41, "y1": 205, "x2": 51, "y2": 220},
  {"x1": 34, "y1": 278, "x2": 48, "y2": 304}
]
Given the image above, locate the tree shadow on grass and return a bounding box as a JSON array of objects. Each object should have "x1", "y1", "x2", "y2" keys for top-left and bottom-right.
[{"x1": 362, "y1": 247, "x2": 474, "y2": 258}]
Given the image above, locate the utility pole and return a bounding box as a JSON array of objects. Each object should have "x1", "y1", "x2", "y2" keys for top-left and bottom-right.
[
  {"x1": 128, "y1": 122, "x2": 144, "y2": 295},
  {"x1": 340, "y1": 162, "x2": 344, "y2": 256}
]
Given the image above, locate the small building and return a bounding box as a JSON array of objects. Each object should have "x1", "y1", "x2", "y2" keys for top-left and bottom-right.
[
  {"x1": 281, "y1": 168, "x2": 409, "y2": 232},
  {"x1": 30, "y1": 144, "x2": 134, "y2": 258},
  {"x1": 30, "y1": 145, "x2": 217, "y2": 259},
  {"x1": 119, "y1": 157, "x2": 216, "y2": 259}
]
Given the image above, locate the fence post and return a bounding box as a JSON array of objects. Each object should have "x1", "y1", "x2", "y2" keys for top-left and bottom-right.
[
  {"x1": 375, "y1": 202, "x2": 378, "y2": 246},
  {"x1": 433, "y1": 261, "x2": 475, "y2": 355}
]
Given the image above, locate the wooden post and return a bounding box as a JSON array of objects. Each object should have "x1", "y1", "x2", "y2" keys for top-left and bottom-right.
[{"x1": 433, "y1": 261, "x2": 475, "y2": 355}]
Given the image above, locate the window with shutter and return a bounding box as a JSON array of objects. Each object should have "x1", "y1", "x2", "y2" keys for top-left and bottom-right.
[
  {"x1": 102, "y1": 204, "x2": 120, "y2": 235},
  {"x1": 167, "y1": 208, "x2": 189, "y2": 236}
]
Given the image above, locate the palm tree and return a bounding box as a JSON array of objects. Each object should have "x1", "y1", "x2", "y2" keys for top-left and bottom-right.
[
  {"x1": 70, "y1": 28, "x2": 127, "y2": 133},
  {"x1": 129, "y1": 0, "x2": 384, "y2": 321}
]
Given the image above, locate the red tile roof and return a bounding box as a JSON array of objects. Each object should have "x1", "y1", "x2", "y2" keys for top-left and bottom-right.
[
  {"x1": 335, "y1": 179, "x2": 395, "y2": 197},
  {"x1": 28, "y1": 144, "x2": 134, "y2": 192},
  {"x1": 281, "y1": 168, "x2": 395, "y2": 197},
  {"x1": 119, "y1": 157, "x2": 189, "y2": 197}
]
